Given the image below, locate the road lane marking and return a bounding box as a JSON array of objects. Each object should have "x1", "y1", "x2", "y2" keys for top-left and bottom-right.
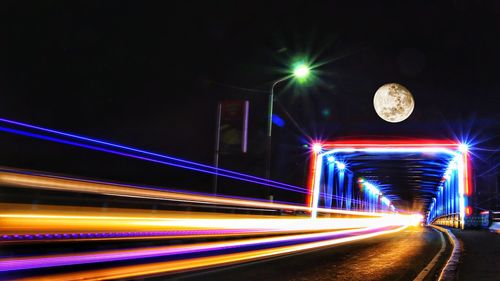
[{"x1": 413, "y1": 227, "x2": 446, "y2": 281}]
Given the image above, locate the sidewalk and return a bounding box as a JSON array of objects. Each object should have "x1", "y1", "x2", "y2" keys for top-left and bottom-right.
[{"x1": 450, "y1": 228, "x2": 500, "y2": 281}]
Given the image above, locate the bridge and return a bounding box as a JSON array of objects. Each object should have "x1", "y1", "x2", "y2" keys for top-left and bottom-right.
[
  {"x1": 0, "y1": 118, "x2": 498, "y2": 281},
  {"x1": 307, "y1": 140, "x2": 472, "y2": 228}
]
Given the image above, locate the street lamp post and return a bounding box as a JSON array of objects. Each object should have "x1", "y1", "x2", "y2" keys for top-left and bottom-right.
[{"x1": 265, "y1": 63, "x2": 311, "y2": 200}]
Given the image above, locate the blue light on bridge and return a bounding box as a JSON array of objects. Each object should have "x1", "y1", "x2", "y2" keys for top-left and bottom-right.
[
  {"x1": 336, "y1": 162, "x2": 346, "y2": 170},
  {"x1": 426, "y1": 152, "x2": 467, "y2": 227}
]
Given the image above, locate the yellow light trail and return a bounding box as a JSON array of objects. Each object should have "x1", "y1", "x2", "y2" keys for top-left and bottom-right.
[{"x1": 1, "y1": 204, "x2": 412, "y2": 241}]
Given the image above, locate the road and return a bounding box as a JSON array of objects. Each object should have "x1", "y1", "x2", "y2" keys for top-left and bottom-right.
[{"x1": 161, "y1": 226, "x2": 446, "y2": 281}]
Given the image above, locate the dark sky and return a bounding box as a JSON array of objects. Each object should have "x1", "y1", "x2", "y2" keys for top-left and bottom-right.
[{"x1": 3, "y1": 1, "x2": 499, "y2": 202}]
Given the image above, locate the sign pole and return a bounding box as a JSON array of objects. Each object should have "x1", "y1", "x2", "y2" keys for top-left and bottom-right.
[{"x1": 213, "y1": 103, "x2": 222, "y2": 195}]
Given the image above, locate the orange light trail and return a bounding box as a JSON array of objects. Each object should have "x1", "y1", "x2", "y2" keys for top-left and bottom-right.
[{"x1": 1, "y1": 203, "x2": 412, "y2": 242}]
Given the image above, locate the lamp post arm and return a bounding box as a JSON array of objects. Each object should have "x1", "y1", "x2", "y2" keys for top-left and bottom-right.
[{"x1": 268, "y1": 76, "x2": 292, "y2": 137}]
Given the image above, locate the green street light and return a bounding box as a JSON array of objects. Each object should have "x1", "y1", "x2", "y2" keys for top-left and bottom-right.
[{"x1": 293, "y1": 64, "x2": 311, "y2": 79}]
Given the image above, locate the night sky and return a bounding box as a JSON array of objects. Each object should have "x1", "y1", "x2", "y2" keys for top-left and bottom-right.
[{"x1": 3, "y1": 1, "x2": 499, "y2": 205}]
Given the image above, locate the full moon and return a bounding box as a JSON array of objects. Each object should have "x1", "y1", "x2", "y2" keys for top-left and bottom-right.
[{"x1": 373, "y1": 83, "x2": 415, "y2": 123}]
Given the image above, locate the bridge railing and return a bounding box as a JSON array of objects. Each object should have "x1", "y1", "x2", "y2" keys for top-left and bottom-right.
[{"x1": 430, "y1": 213, "x2": 461, "y2": 228}]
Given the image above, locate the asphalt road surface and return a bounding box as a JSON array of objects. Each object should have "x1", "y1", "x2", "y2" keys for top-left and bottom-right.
[{"x1": 161, "y1": 226, "x2": 446, "y2": 281}]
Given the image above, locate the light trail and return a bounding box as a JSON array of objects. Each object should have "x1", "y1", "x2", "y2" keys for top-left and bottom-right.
[
  {"x1": 0, "y1": 118, "x2": 310, "y2": 193},
  {"x1": 0, "y1": 170, "x2": 392, "y2": 217},
  {"x1": 0, "y1": 119, "x2": 364, "y2": 205},
  {"x1": 0, "y1": 126, "x2": 306, "y2": 194},
  {"x1": 0, "y1": 203, "x2": 416, "y2": 278},
  {"x1": 13, "y1": 225, "x2": 408, "y2": 281}
]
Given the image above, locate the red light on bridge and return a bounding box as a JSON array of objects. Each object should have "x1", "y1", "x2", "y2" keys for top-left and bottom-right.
[{"x1": 465, "y1": 206, "x2": 473, "y2": 216}]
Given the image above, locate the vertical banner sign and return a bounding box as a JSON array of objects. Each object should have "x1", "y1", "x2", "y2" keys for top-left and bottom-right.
[{"x1": 219, "y1": 100, "x2": 249, "y2": 154}]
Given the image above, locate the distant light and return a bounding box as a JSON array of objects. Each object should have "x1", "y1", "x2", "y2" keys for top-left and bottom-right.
[
  {"x1": 336, "y1": 162, "x2": 346, "y2": 170},
  {"x1": 458, "y1": 144, "x2": 468, "y2": 153},
  {"x1": 465, "y1": 206, "x2": 473, "y2": 216},
  {"x1": 327, "y1": 156, "x2": 335, "y2": 163},
  {"x1": 312, "y1": 143, "x2": 322, "y2": 153},
  {"x1": 409, "y1": 214, "x2": 424, "y2": 226},
  {"x1": 293, "y1": 64, "x2": 310, "y2": 79}
]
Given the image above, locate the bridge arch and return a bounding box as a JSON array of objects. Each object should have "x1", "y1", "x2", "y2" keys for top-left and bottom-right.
[{"x1": 307, "y1": 139, "x2": 472, "y2": 228}]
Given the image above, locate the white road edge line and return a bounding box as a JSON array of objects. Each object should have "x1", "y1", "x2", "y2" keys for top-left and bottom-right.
[{"x1": 413, "y1": 226, "x2": 446, "y2": 281}]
